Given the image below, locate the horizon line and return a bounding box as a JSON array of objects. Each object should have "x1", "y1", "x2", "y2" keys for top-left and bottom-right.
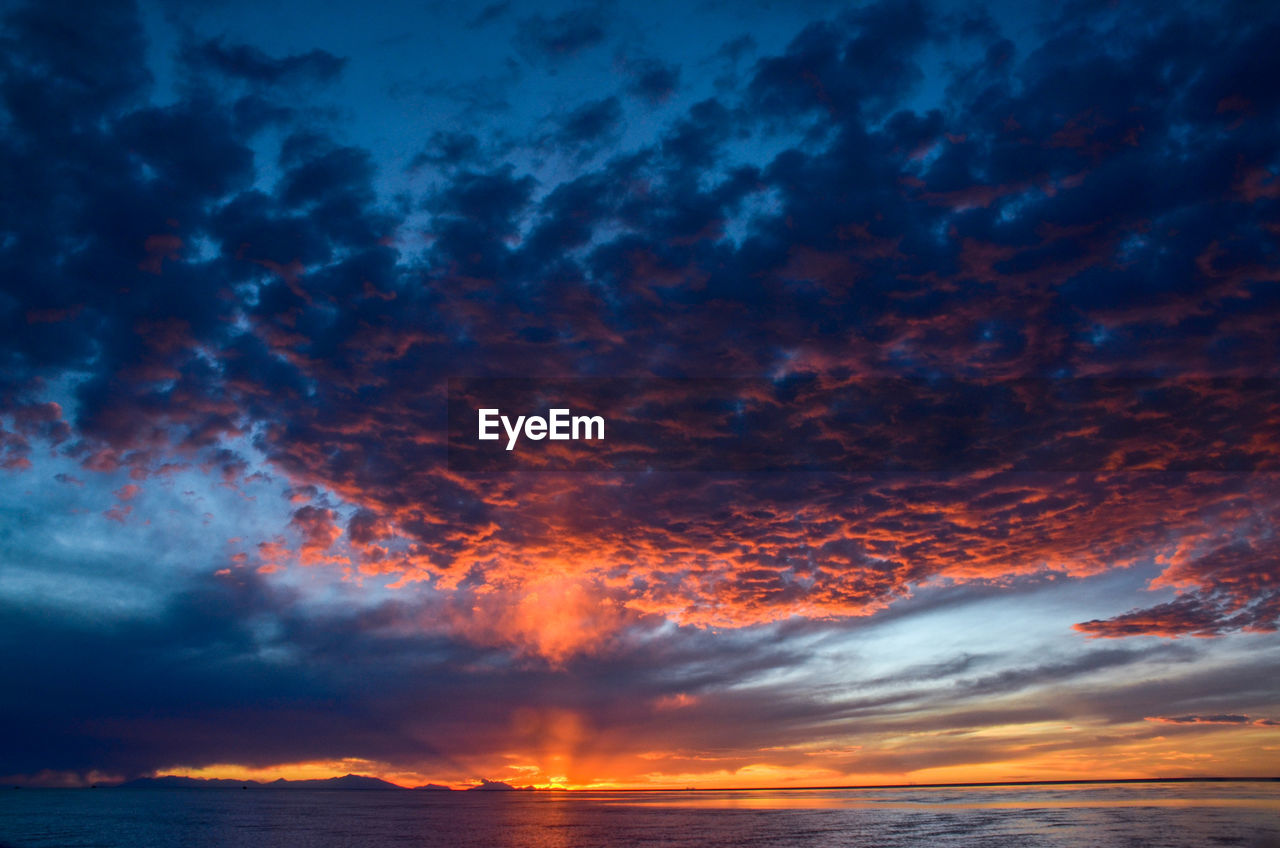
[{"x1": 36, "y1": 775, "x2": 1280, "y2": 791}]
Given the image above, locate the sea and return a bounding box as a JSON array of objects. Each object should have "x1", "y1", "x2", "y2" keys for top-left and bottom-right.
[{"x1": 1, "y1": 781, "x2": 1277, "y2": 847}]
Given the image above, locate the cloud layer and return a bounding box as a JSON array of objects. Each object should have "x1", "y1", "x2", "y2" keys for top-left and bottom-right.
[{"x1": 1, "y1": 0, "x2": 1278, "y2": 785}]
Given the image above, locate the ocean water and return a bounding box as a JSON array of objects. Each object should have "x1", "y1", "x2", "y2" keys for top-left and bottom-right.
[{"x1": 1, "y1": 782, "x2": 1277, "y2": 847}]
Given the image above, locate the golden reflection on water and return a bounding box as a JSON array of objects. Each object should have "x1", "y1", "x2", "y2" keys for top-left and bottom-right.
[{"x1": 548, "y1": 785, "x2": 1280, "y2": 811}]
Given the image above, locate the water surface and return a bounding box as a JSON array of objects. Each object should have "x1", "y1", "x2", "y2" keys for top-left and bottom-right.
[{"x1": 2, "y1": 781, "x2": 1277, "y2": 847}]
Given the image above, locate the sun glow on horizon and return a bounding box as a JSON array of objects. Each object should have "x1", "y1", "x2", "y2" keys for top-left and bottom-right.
[{"x1": 141, "y1": 720, "x2": 1280, "y2": 793}]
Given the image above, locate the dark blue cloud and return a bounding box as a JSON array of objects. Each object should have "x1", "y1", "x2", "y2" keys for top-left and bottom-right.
[
  {"x1": 185, "y1": 39, "x2": 347, "y2": 86},
  {"x1": 468, "y1": 1, "x2": 511, "y2": 29},
  {"x1": 622, "y1": 57, "x2": 680, "y2": 103},
  {"x1": 411, "y1": 130, "x2": 483, "y2": 169},
  {"x1": 515, "y1": 5, "x2": 608, "y2": 64},
  {"x1": 554, "y1": 96, "x2": 624, "y2": 151}
]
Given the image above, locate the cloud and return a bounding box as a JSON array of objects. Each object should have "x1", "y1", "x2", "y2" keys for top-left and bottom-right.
[
  {"x1": 747, "y1": 0, "x2": 931, "y2": 122},
  {"x1": 410, "y1": 130, "x2": 482, "y2": 170},
  {"x1": 2, "y1": 0, "x2": 1279, "y2": 670},
  {"x1": 467, "y1": 1, "x2": 511, "y2": 28},
  {"x1": 289, "y1": 505, "x2": 343, "y2": 563},
  {"x1": 1145, "y1": 714, "x2": 1277, "y2": 726},
  {"x1": 184, "y1": 39, "x2": 347, "y2": 87},
  {"x1": 620, "y1": 57, "x2": 680, "y2": 103},
  {"x1": 1076, "y1": 535, "x2": 1280, "y2": 638},
  {"x1": 1, "y1": 0, "x2": 151, "y2": 118},
  {"x1": 515, "y1": 6, "x2": 608, "y2": 65},
  {"x1": 551, "y1": 96, "x2": 624, "y2": 156}
]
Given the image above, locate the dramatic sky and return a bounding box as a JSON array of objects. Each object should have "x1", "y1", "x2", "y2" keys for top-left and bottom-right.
[{"x1": 2, "y1": 0, "x2": 1279, "y2": 789}]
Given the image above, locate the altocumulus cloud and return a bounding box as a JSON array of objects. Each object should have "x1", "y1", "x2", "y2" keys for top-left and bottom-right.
[{"x1": 1, "y1": 0, "x2": 1279, "y2": 786}]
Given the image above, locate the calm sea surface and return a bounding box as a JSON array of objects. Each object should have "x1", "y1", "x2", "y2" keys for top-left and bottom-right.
[{"x1": 1, "y1": 782, "x2": 1277, "y2": 847}]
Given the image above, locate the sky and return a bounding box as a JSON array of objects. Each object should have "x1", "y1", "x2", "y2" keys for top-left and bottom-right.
[{"x1": 0, "y1": 0, "x2": 1278, "y2": 789}]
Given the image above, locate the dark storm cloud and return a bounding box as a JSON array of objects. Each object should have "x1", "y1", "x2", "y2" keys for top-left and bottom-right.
[
  {"x1": 3, "y1": 0, "x2": 1280, "y2": 780},
  {"x1": 0, "y1": 570, "x2": 469, "y2": 777},
  {"x1": 0, "y1": 564, "x2": 823, "y2": 779}
]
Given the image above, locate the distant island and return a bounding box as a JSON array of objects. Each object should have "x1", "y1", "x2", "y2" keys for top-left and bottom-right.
[
  {"x1": 466, "y1": 779, "x2": 517, "y2": 791},
  {"x1": 115, "y1": 774, "x2": 538, "y2": 791},
  {"x1": 119, "y1": 774, "x2": 405, "y2": 790}
]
